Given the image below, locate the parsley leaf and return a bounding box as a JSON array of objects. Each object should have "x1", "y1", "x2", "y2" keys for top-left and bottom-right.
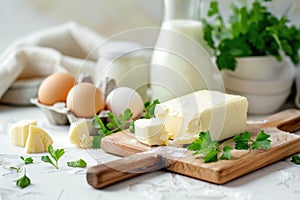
[
  {"x1": 208, "y1": 1, "x2": 219, "y2": 17},
  {"x1": 220, "y1": 146, "x2": 233, "y2": 160},
  {"x1": 107, "y1": 108, "x2": 133, "y2": 132},
  {"x1": 120, "y1": 108, "x2": 133, "y2": 121},
  {"x1": 92, "y1": 115, "x2": 111, "y2": 135},
  {"x1": 20, "y1": 156, "x2": 33, "y2": 165},
  {"x1": 291, "y1": 154, "x2": 300, "y2": 164},
  {"x1": 144, "y1": 99, "x2": 160, "y2": 119},
  {"x1": 10, "y1": 166, "x2": 21, "y2": 173},
  {"x1": 216, "y1": 53, "x2": 236, "y2": 71},
  {"x1": 92, "y1": 132, "x2": 105, "y2": 149},
  {"x1": 233, "y1": 132, "x2": 251, "y2": 150},
  {"x1": 252, "y1": 130, "x2": 271, "y2": 149},
  {"x1": 67, "y1": 159, "x2": 87, "y2": 168},
  {"x1": 187, "y1": 131, "x2": 220, "y2": 163},
  {"x1": 203, "y1": 148, "x2": 218, "y2": 163},
  {"x1": 16, "y1": 173, "x2": 31, "y2": 189},
  {"x1": 41, "y1": 145, "x2": 65, "y2": 169}
]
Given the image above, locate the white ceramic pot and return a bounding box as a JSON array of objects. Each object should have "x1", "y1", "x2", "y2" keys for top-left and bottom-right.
[
  {"x1": 222, "y1": 56, "x2": 295, "y2": 115},
  {"x1": 222, "y1": 60, "x2": 295, "y2": 95},
  {"x1": 226, "y1": 56, "x2": 286, "y2": 81},
  {"x1": 226, "y1": 89, "x2": 291, "y2": 115}
]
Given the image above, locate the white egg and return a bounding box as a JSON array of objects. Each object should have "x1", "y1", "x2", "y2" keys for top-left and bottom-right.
[{"x1": 106, "y1": 87, "x2": 144, "y2": 119}]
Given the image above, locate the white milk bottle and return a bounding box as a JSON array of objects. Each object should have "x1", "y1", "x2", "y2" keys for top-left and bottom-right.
[{"x1": 150, "y1": 0, "x2": 223, "y2": 102}]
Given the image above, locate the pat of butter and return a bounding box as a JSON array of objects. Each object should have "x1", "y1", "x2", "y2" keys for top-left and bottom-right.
[
  {"x1": 155, "y1": 90, "x2": 248, "y2": 144},
  {"x1": 9, "y1": 120, "x2": 37, "y2": 147},
  {"x1": 68, "y1": 119, "x2": 93, "y2": 148},
  {"x1": 25, "y1": 125, "x2": 53, "y2": 153},
  {"x1": 135, "y1": 118, "x2": 169, "y2": 146}
]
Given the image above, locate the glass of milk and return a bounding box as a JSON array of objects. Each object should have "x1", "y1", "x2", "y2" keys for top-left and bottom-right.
[
  {"x1": 150, "y1": 0, "x2": 223, "y2": 102},
  {"x1": 95, "y1": 41, "x2": 149, "y2": 101}
]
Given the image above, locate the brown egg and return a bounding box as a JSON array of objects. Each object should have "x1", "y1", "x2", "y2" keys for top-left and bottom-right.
[
  {"x1": 66, "y1": 82, "x2": 105, "y2": 118},
  {"x1": 38, "y1": 73, "x2": 76, "y2": 105}
]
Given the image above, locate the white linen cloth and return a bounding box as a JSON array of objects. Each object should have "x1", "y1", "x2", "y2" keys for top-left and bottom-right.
[{"x1": 0, "y1": 21, "x2": 105, "y2": 99}]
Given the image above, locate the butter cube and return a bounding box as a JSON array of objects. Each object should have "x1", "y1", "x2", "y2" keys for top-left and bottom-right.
[
  {"x1": 155, "y1": 90, "x2": 248, "y2": 144},
  {"x1": 68, "y1": 119, "x2": 93, "y2": 148},
  {"x1": 9, "y1": 120, "x2": 37, "y2": 147},
  {"x1": 135, "y1": 118, "x2": 169, "y2": 146},
  {"x1": 25, "y1": 125, "x2": 53, "y2": 153}
]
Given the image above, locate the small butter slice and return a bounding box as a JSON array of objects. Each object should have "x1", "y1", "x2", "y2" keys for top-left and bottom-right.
[
  {"x1": 68, "y1": 119, "x2": 93, "y2": 148},
  {"x1": 135, "y1": 118, "x2": 169, "y2": 146},
  {"x1": 25, "y1": 125, "x2": 53, "y2": 153},
  {"x1": 9, "y1": 120, "x2": 37, "y2": 147}
]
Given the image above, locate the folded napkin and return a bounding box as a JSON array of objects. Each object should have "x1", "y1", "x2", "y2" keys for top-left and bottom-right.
[{"x1": 0, "y1": 21, "x2": 105, "y2": 99}]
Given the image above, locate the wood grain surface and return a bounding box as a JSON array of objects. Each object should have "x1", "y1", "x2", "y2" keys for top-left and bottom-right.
[{"x1": 87, "y1": 109, "x2": 300, "y2": 188}]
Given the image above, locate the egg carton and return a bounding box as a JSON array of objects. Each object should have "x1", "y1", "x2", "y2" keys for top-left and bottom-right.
[
  {"x1": 30, "y1": 75, "x2": 117, "y2": 131},
  {"x1": 30, "y1": 98, "x2": 109, "y2": 135}
]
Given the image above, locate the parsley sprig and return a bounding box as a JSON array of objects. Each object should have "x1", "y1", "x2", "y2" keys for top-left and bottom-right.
[
  {"x1": 20, "y1": 156, "x2": 33, "y2": 165},
  {"x1": 203, "y1": 0, "x2": 300, "y2": 71},
  {"x1": 188, "y1": 130, "x2": 271, "y2": 163},
  {"x1": 187, "y1": 131, "x2": 233, "y2": 162},
  {"x1": 233, "y1": 130, "x2": 271, "y2": 150},
  {"x1": 291, "y1": 154, "x2": 300, "y2": 164},
  {"x1": 92, "y1": 109, "x2": 133, "y2": 149},
  {"x1": 67, "y1": 159, "x2": 87, "y2": 168},
  {"x1": 41, "y1": 145, "x2": 65, "y2": 169}
]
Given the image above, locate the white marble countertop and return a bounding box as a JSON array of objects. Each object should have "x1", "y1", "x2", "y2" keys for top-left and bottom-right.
[
  {"x1": 0, "y1": 0, "x2": 299, "y2": 199},
  {"x1": 1, "y1": 105, "x2": 300, "y2": 200}
]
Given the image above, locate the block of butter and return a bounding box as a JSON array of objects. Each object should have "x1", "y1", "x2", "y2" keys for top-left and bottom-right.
[
  {"x1": 134, "y1": 118, "x2": 169, "y2": 146},
  {"x1": 9, "y1": 120, "x2": 37, "y2": 147},
  {"x1": 154, "y1": 90, "x2": 248, "y2": 145},
  {"x1": 69, "y1": 119, "x2": 93, "y2": 148},
  {"x1": 25, "y1": 125, "x2": 53, "y2": 153}
]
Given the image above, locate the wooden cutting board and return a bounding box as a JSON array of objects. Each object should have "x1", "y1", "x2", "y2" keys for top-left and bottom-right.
[{"x1": 87, "y1": 109, "x2": 300, "y2": 188}]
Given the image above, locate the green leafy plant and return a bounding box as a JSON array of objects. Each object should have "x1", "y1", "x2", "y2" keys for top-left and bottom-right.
[
  {"x1": 41, "y1": 145, "x2": 65, "y2": 169},
  {"x1": 291, "y1": 154, "x2": 300, "y2": 164},
  {"x1": 203, "y1": 0, "x2": 300, "y2": 71},
  {"x1": 67, "y1": 159, "x2": 87, "y2": 168},
  {"x1": 16, "y1": 171, "x2": 31, "y2": 189},
  {"x1": 188, "y1": 130, "x2": 271, "y2": 163},
  {"x1": 144, "y1": 99, "x2": 160, "y2": 119},
  {"x1": 92, "y1": 108, "x2": 133, "y2": 148},
  {"x1": 20, "y1": 156, "x2": 33, "y2": 165}
]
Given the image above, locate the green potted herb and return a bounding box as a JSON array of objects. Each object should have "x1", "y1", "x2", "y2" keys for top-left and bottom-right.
[
  {"x1": 203, "y1": 0, "x2": 300, "y2": 115},
  {"x1": 203, "y1": 0, "x2": 300, "y2": 76}
]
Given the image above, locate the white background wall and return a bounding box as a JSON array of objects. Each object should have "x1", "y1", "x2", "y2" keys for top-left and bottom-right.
[{"x1": 0, "y1": 0, "x2": 299, "y2": 52}]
